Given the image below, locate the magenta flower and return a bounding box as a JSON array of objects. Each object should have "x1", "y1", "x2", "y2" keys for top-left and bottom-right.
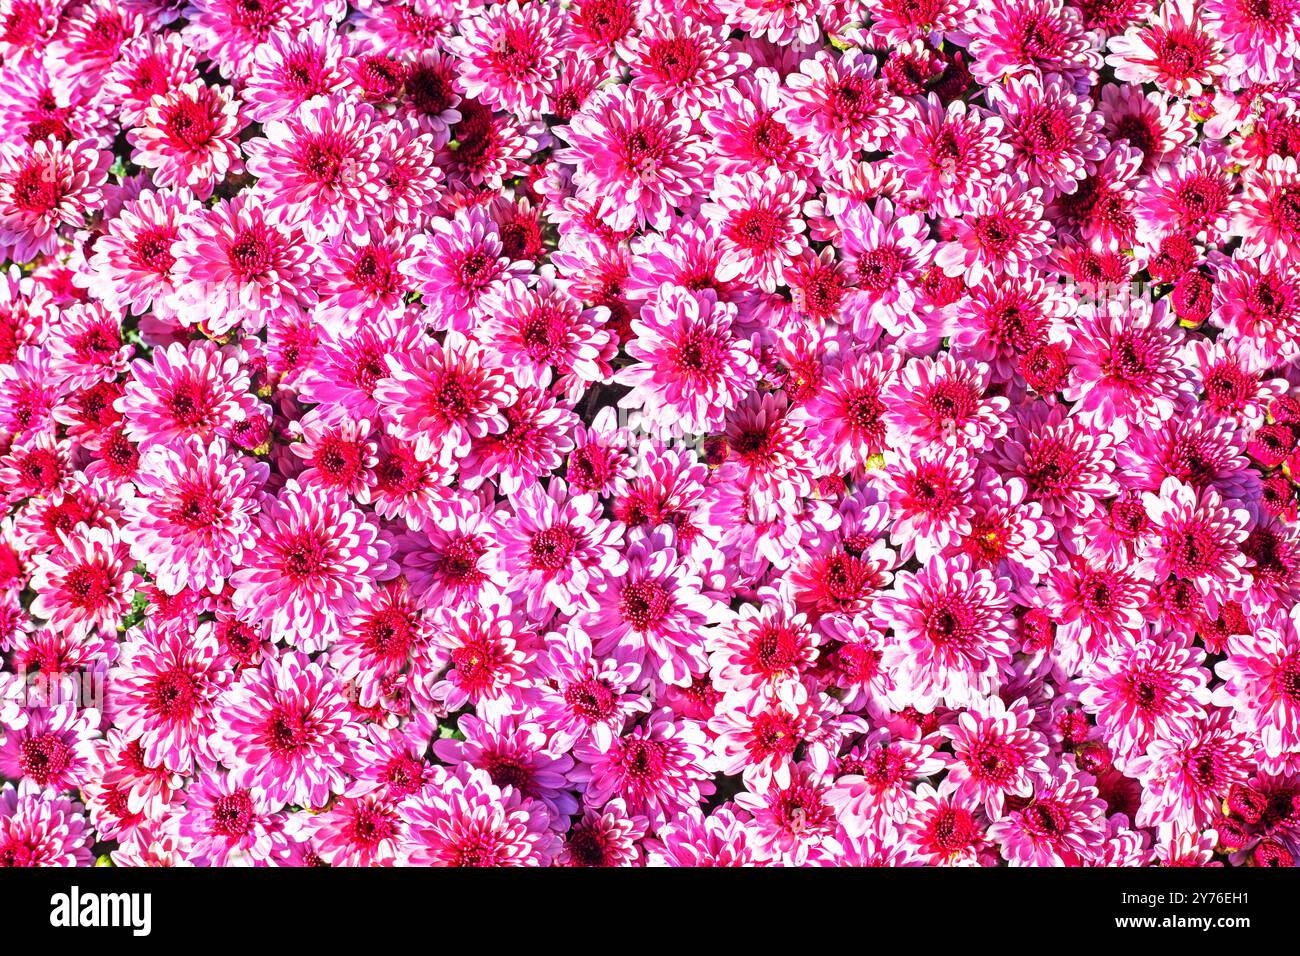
[
  {"x1": 400, "y1": 763, "x2": 559, "y2": 866},
  {"x1": 0, "y1": 136, "x2": 108, "y2": 260},
  {"x1": 873, "y1": 555, "x2": 1013, "y2": 710},
  {"x1": 106, "y1": 619, "x2": 229, "y2": 773},
  {"x1": 213, "y1": 651, "x2": 355, "y2": 811},
  {"x1": 555, "y1": 84, "x2": 707, "y2": 232},
  {"x1": 616, "y1": 287, "x2": 757, "y2": 437},
  {"x1": 230, "y1": 480, "x2": 395, "y2": 651},
  {"x1": 572, "y1": 709, "x2": 714, "y2": 829},
  {"x1": 122, "y1": 436, "x2": 266, "y2": 595},
  {"x1": 127, "y1": 81, "x2": 244, "y2": 200}
]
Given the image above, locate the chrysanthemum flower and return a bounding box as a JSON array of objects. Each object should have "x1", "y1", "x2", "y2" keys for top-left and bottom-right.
[
  {"x1": 1107, "y1": 0, "x2": 1225, "y2": 94},
  {"x1": 988, "y1": 73, "x2": 1105, "y2": 200},
  {"x1": 118, "y1": 339, "x2": 260, "y2": 450},
  {"x1": 1213, "y1": 616, "x2": 1300, "y2": 759},
  {"x1": 780, "y1": 50, "x2": 903, "y2": 172},
  {"x1": 0, "y1": 783, "x2": 94, "y2": 867},
  {"x1": 82, "y1": 186, "x2": 197, "y2": 319},
  {"x1": 0, "y1": 136, "x2": 108, "y2": 261},
  {"x1": 1050, "y1": 145, "x2": 1142, "y2": 251},
  {"x1": 241, "y1": 22, "x2": 354, "y2": 124},
  {"x1": 942, "y1": 696, "x2": 1050, "y2": 819},
  {"x1": 244, "y1": 95, "x2": 384, "y2": 241},
  {"x1": 937, "y1": 181, "x2": 1051, "y2": 285},
  {"x1": 171, "y1": 193, "x2": 316, "y2": 335},
  {"x1": 1064, "y1": 297, "x2": 1194, "y2": 436},
  {"x1": 615, "y1": 287, "x2": 758, "y2": 437},
  {"x1": 892, "y1": 94, "x2": 1010, "y2": 217},
  {"x1": 703, "y1": 70, "x2": 811, "y2": 179},
  {"x1": 558, "y1": 798, "x2": 647, "y2": 867},
  {"x1": 127, "y1": 81, "x2": 244, "y2": 200},
  {"x1": 791, "y1": 348, "x2": 901, "y2": 476},
  {"x1": 121, "y1": 436, "x2": 266, "y2": 595},
  {"x1": 477, "y1": 278, "x2": 614, "y2": 401},
  {"x1": 496, "y1": 479, "x2": 624, "y2": 618},
  {"x1": 573, "y1": 709, "x2": 714, "y2": 829},
  {"x1": 994, "y1": 404, "x2": 1119, "y2": 519},
  {"x1": 1204, "y1": 0, "x2": 1300, "y2": 84},
  {"x1": 835, "y1": 198, "x2": 935, "y2": 340},
  {"x1": 400, "y1": 763, "x2": 559, "y2": 866},
  {"x1": 0, "y1": 701, "x2": 98, "y2": 792},
  {"x1": 29, "y1": 525, "x2": 137, "y2": 641},
  {"x1": 620, "y1": 14, "x2": 747, "y2": 118},
  {"x1": 1139, "y1": 476, "x2": 1251, "y2": 613},
  {"x1": 554, "y1": 85, "x2": 707, "y2": 233},
  {"x1": 968, "y1": 0, "x2": 1102, "y2": 92},
  {"x1": 444, "y1": 0, "x2": 563, "y2": 117},
  {"x1": 582, "y1": 527, "x2": 723, "y2": 686},
  {"x1": 433, "y1": 710, "x2": 577, "y2": 825},
  {"x1": 873, "y1": 554, "x2": 1013, "y2": 710},
  {"x1": 1130, "y1": 709, "x2": 1254, "y2": 829},
  {"x1": 704, "y1": 169, "x2": 809, "y2": 293},
  {"x1": 881, "y1": 446, "x2": 978, "y2": 562},
  {"x1": 400, "y1": 205, "x2": 530, "y2": 333},
  {"x1": 293, "y1": 790, "x2": 404, "y2": 866},
  {"x1": 230, "y1": 479, "x2": 395, "y2": 652},
  {"x1": 425, "y1": 588, "x2": 535, "y2": 715},
  {"x1": 106, "y1": 619, "x2": 228, "y2": 773},
  {"x1": 1081, "y1": 634, "x2": 1212, "y2": 769},
  {"x1": 460, "y1": 385, "x2": 578, "y2": 497},
  {"x1": 532, "y1": 627, "x2": 648, "y2": 755},
  {"x1": 183, "y1": 0, "x2": 321, "y2": 78},
  {"x1": 178, "y1": 770, "x2": 290, "y2": 866},
  {"x1": 100, "y1": 31, "x2": 199, "y2": 127},
  {"x1": 213, "y1": 650, "x2": 355, "y2": 810},
  {"x1": 375, "y1": 329, "x2": 514, "y2": 467},
  {"x1": 950, "y1": 270, "x2": 1073, "y2": 383},
  {"x1": 884, "y1": 353, "x2": 1009, "y2": 454},
  {"x1": 989, "y1": 762, "x2": 1107, "y2": 865},
  {"x1": 1136, "y1": 147, "x2": 1237, "y2": 244}
]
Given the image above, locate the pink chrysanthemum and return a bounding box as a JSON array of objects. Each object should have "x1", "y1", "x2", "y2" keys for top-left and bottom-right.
[
  {"x1": 989, "y1": 762, "x2": 1107, "y2": 865},
  {"x1": 121, "y1": 436, "x2": 266, "y2": 595},
  {"x1": 213, "y1": 651, "x2": 355, "y2": 811},
  {"x1": 1081, "y1": 634, "x2": 1212, "y2": 768},
  {"x1": 127, "y1": 81, "x2": 244, "y2": 200},
  {"x1": 178, "y1": 770, "x2": 290, "y2": 866},
  {"x1": 375, "y1": 329, "x2": 514, "y2": 466},
  {"x1": 117, "y1": 339, "x2": 260, "y2": 450},
  {"x1": 400, "y1": 763, "x2": 558, "y2": 867},
  {"x1": 942, "y1": 696, "x2": 1050, "y2": 819},
  {"x1": 1131, "y1": 709, "x2": 1254, "y2": 829},
  {"x1": 1139, "y1": 476, "x2": 1251, "y2": 613},
  {"x1": 780, "y1": 50, "x2": 904, "y2": 172},
  {"x1": 29, "y1": 525, "x2": 137, "y2": 641},
  {"x1": 573, "y1": 709, "x2": 714, "y2": 829},
  {"x1": 496, "y1": 480, "x2": 625, "y2": 618},
  {"x1": 0, "y1": 783, "x2": 93, "y2": 867},
  {"x1": 444, "y1": 0, "x2": 563, "y2": 117},
  {"x1": 230, "y1": 480, "x2": 395, "y2": 651},
  {"x1": 893, "y1": 95, "x2": 1010, "y2": 217},
  {"x1": 555, "y1": 85, "x2": 707, "y2": 233},
  {"x1": 106, "y1": 619, "x2": 228, "y2": 773},
  {"x1": 0, "y1": 136, "x2": 108, "y2": 261},
  {"x1": 1106, "y1": 0, "x2": 1225, "y2": 95},
  {"x1": 873, "y1": 554, "x2": 1013, "y2": 710},
  {"x1": 616, "y1": 287, "x2": 757, "y2": 437},
  {"x1": 244, "y1": 95, "x2": 383, "y2": 240},
  {"x1": 171, "y1": 193, "x2": 316, "y2": 335},
  {"x1": 1064, "y1": 297, "x2": 1194, "y2": 436},
  {"x1": 703, "y1": 169, "x2": 809, "y2": 293},
  {"x1": 1214, "y1": 618, "x2": 1300, "y2": 759}
]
